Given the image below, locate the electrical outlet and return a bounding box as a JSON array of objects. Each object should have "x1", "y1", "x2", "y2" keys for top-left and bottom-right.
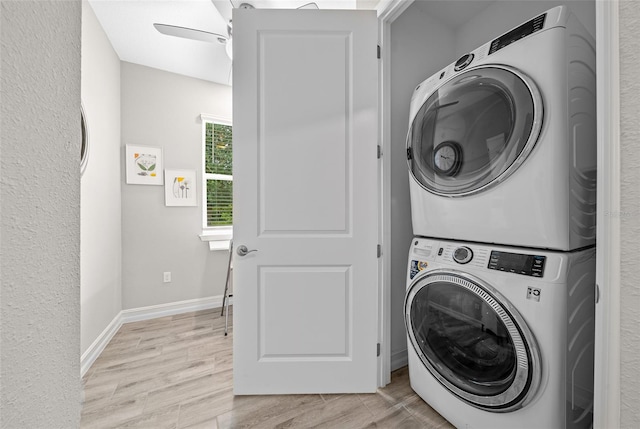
[{"x1": 163, "y1": 272, "x2": 171, "y2": 283}]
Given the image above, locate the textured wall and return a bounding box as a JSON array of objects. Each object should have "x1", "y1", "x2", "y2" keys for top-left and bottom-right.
[
  {"x1": 389, "y1": 1, "x2": 456, "y2": 367},
  {"x1": 618, "y1": 1, "x2": 640, "y2": 426},
  {"x1": 121, "y1": 62, "x2": 232, "y2": 309},
  {"x1": 0, "y1": 1, "x2": 82, "y2": 427},
  {"x1": 80, "y1": 1, "x2": 122, "y2": 355}
]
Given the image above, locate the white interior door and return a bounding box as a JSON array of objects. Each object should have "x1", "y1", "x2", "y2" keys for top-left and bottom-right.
[{"x1": 232, "y1": 8, "x2": 379, "y2": 394}]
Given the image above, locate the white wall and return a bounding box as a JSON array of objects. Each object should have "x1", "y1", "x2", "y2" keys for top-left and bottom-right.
[
  {"x1": 455, "y1": 1, "x2": 595, "y2": 56},
  {"x1": 120, "y1": 62, "x2": 232, "y2": 309},
  {"x1": 81, "y1": 0, "x2": 123, "y2": 355},
  {"x1": 0, "y1": 1, "x2": 81, "y2": 426},
  {"x1": 389, "y1": 1, "x2": 457, "y2": 368},
  {"x1": 618, "y1": 1, "x2": 640, "y2": 426}
]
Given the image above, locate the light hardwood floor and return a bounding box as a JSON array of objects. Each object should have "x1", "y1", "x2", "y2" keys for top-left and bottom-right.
[{"x1": 81, "y1": 308, "x2": 454, "y2": 429}]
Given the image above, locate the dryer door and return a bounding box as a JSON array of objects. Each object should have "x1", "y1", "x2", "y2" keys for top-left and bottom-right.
[
  {"x1": 405, "y1": 269, "x2": 541, "y2": 411},
  {"x1": 407, "y1": 65, "x2": 542, "y2": 197}
]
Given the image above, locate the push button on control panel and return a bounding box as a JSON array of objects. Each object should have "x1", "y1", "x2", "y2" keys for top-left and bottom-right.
[{"x1": 530, "y1": 256, "x2": 545, "y2": 277}]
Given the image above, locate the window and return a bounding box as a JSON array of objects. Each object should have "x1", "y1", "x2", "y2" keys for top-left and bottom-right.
[{"x1": 202, "y1": 116, "x2": 232, "y2": 231}]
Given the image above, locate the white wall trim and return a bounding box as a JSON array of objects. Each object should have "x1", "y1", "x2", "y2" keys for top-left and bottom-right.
[
  {"x1": 377, "y1": 1, "x2": 391, "y2": 390},
  {"x1": 80, "y1": 295, "x2": 227, "y2": 377},
  {"x1": 390, "y1": 348, "x2": 408, "y2": 372},
  {"x1": 375, "y1": 0, "x2": 415, "y2": 388},
  {"x1": 594, "y1": 0, "x2": 621, "y2": 427},
  {"x1": 80, "y1": 311, "x2": 123, "y2": 377},
  {"x1": 120, "y1": 295, "x2": 226, "y2": 324},
  {"x1": 376, "y1": 0, "x2": 413, "y2": 21},
  {"x1": 200, "y1": 113, "x2": 232, "y2": 125}
]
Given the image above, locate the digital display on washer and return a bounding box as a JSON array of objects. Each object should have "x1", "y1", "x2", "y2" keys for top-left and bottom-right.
[
  {"x1": 488, "y1": 251, "x2": 546, "y2": 277},
  {"x1": 489, "y1": 13, "x2": 546, "y2": 55}
]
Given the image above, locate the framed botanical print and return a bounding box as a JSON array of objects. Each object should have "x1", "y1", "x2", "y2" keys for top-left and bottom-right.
[
  {"x1": 125, "y1": 145, "x2": 163, "y2": 185},
  {"x1": 165, "y1": 169, "x2": 197, "y2": 207}
]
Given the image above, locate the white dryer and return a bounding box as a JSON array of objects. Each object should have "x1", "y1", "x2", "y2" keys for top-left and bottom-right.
[
  {"x1": 405, "y1": 237, "x2": 596, "y2": 429},
  {"x1": 406, "y1": 6, "x2": 596, "y2": 251}
]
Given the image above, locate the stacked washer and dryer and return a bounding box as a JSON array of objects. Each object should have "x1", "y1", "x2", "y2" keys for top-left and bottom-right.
[{"x1": 404, "y1": 6, "x2": 596, "y2": 429}]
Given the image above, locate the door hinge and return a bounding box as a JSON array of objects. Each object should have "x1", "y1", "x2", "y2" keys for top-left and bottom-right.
[
  {"x1": 377, "y1": 244, "x2": 382, "y2": 258},
  {"x1": 377, "y1": 145, "x2": 382, "y2": 159},
  {"x1": 377, "y1": 45, "x2": 381, "y2": 59},
  {"x1": 407, "y1": 147, "x2": 413, "y2": 160},
  {"x1": 377, "y1": 343, "x2": 381, "y2": 357}
]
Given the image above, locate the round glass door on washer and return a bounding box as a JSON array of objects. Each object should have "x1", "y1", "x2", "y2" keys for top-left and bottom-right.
[
  {"x1": 405, "y1": 270, "x2": 541, "y2": 411},
  {"x1": 407, "y1": 66, "x2": 542, "y2": 197}
]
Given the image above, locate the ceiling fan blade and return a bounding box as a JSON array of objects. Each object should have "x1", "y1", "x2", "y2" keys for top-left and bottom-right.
[
  {"x1": 153, "y1": 23, "x2": 227, "y2": 44},
  {"x1": 227, "y1": 1, "x2": 318, "y2": 11},
  {"x1": 210, "y1": 1, "x2": 234, "y2": 23},
  {"x1": 297, "y1": 2, "x2": 319, "y2": 9}
]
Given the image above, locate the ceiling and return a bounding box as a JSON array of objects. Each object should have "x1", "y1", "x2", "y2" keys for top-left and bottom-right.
[
  {"x1": 88, "y1": 1, "x2": 496, "y2": 87},
  {"x1": 89, "y1": 0, "x2": 360, "y2": 86}
]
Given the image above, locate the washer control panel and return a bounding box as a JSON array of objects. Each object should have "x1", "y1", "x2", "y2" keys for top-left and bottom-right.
[
  {"x1": 452, "y1": 246, "x2": 473, "y2": 264},
  {"x1": 488, "y1": 251, "x2": 546, "y2": 277},
  {"x1": 410, "y1": 238, "x2": 555, "y2": 281}
]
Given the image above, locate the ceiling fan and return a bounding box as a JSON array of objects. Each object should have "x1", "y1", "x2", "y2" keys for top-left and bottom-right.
[{"x1": 153, "y1": 1, "x2": 319, "y2": 60}]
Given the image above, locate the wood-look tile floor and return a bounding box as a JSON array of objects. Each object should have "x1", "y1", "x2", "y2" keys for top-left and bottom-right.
[{"x1": 81, "y1": 308, "x2": 454, "y2": 429}]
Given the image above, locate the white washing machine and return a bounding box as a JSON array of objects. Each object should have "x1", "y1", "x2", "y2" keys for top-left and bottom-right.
[
  {"x1": 405, "y1": 237, "x2": 595, "y2": 429},
  {"x1": 406, "y1": 6, "x2": 596, "y2": 251}
]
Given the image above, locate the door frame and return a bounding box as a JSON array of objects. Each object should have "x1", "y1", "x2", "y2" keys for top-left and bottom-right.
[
  {"x1": 594, "y1": 0, "x2": 621, "y2": 427},
  {"x1": 376, "y1": 1, "x2": 622, "y2": 426},
  {"x1": 376, "y1": 0, "x2": 414, "y2": 387}
]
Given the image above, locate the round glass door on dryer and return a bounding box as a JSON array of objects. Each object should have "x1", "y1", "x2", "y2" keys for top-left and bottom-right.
[
  {"x1": 405, "y1": 269, "x2": 541, "y2": 411},
  {"x1": 407, "y1": 66, "x2": 542, "y2": 197}
]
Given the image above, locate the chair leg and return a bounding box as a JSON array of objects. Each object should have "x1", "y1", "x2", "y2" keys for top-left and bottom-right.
[
  {"x1": 221, "y1": 241, "x2": 233, "y2": 317},
  {"x1": 224, "y1": 294, "x2": 231, "y2": 336}
]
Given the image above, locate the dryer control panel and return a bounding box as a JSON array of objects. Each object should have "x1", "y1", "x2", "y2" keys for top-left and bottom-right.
[
  {"x1": 488, "y1": 251, "x2": 546, "y2": 277},
  {"x1": 488, "y1": 12, "x2": 546, "y2": 55}
]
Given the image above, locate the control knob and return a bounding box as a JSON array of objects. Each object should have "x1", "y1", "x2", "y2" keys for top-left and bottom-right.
[
  {"x1": 453, "y1": 246, "x2": 473, "y2": 264},
  {"x1": 454, "y1": 53, "x2": 474, "y2": 71}
]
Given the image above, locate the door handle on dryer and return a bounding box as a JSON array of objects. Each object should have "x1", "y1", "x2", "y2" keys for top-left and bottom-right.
[{"x1": 237, "y1": 245, "x2": 258, "y2": 257}]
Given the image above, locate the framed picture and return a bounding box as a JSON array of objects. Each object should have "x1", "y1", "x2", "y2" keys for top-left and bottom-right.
[
  {"x1": 165, "y1": 169, "x2": 197, "y2": 207},
  {"x1": 125, "y1": 145, "x2": 163, "y2": 185}
]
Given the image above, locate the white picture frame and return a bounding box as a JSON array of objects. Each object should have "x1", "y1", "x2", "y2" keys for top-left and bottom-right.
[
  {"x1": 165, "y1": 169, "x2": 197, "y2": 207},
  {"x1": 125, "y1": 144, "x2": 163, "y2": 185}
]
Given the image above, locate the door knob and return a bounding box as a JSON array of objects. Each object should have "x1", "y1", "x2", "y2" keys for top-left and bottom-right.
[{"x1": 237, "y1": 245, "x2": 258, "y2": 256}]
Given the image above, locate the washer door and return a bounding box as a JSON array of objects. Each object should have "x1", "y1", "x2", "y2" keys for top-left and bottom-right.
[
  {"x1": 407, "y1": 65, "x2": 543, "y2": 196},
  {"x1": 405, "y1": 270, "x2": 541, "y2": 411}
]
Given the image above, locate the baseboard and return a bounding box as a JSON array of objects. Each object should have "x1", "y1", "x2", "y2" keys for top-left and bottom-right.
[
  {"x1": 81, "y1": 312, "x2": 123, "y2": 377},
  {"x1": 120, "y1": 295, "x2": 227, "y2": 324},
  {"x1": 80, "y1": 295, "x2": 228, "y2": 377},
  {"x1": 391, "y1": 348, "x2": 408, "y2": 371}
]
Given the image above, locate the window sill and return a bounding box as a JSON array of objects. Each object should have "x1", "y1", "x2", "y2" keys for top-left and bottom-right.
[{"x1": 200, "y1": 228, "x2": 232, "y2": 251}]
